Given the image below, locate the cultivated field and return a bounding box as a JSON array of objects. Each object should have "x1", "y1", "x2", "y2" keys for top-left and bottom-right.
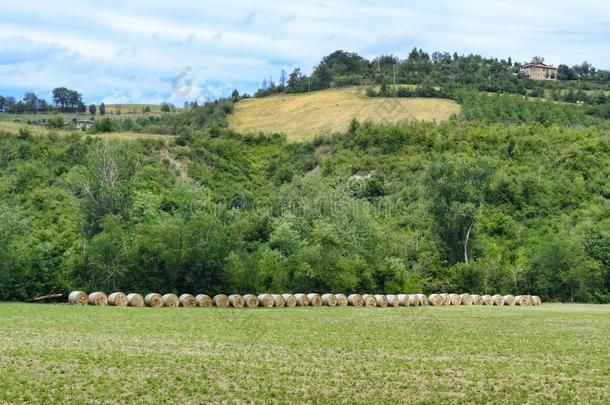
[
  {"x1": 0, "y1": 303, "x2": 607, "y2": 403},
  {"x1": 0, "y1": 121, "x2": 172, "y2": 140},
  {"x1": 228, "y1": 88, "x2": 460, "y2": 141}
]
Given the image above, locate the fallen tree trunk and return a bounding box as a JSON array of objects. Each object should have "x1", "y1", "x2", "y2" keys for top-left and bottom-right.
[
  {"x1": 195, "y1": 294, "x2": 212, "y2": 307},
  {"x1": 162, "y1": 293, "x2": 179, "y2": 308},
  {"x1": 242, "y1": 294, "x2": 259, "y2": 308},
  {"x1": 347, "y1": 294, "x2": 364, "y2": 307},
  {"x1": 213, "y1": 294, "x2": 229, "y2": 308},
  {"x1": 108, "y1": 292, "x2": 128, "y2": 307},
  {"x1": 335, "y1": 294, "x2": 348, "y2": 306},
  {"x1": 228, "y1": 294, "x2": 244, "y2": 308},
  {"x1": 127, "y1": 293, "x2": 144, "y2": 307},
  {"x1": 179, "y1": 294, "x2": 196, "y2": 308},
  {"x1": 27, "y1": 293, "x2": 63, "y2": 302},
  {"x1": 307, "y1": 293, "x2": 322, "y2": 307},
  {"x1": 294, "y1": 293, "x2": 309, "y2": 307},
  {"x1": 69, "y1": 291, "x2": 88, "y2": 305},
  {"x1": 88, "y1": 292, "x2": 108, "y2": 306},
  {"x1": 145, "y1": 293, "x2": 163, "y2": 308}
]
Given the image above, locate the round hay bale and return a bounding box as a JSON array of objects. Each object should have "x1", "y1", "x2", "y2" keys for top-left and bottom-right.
[
  {"x1": 213, "y1": 294, "x2": 229, "y2": 308},
  {"x1": 144, "y1": 293, "x2": 163, "y2": 308},
  {"x1": 321, "y1": 293, "x2": 337, "y2": 306},
  {"x1": 427, "y1": 293, "x2": 444, "y2": 306},
  {"x1": 281, "y1": 294, "x2": 297, "y2": 308},
  {"x1": 228, "y1": 294, "x2": 244, "y2": 308},
  {"x1": 447, "y1": 293, "x2": 461, "y2": 305},
  {"x1": 362, "y1": 294, "x2": 377, "y2": 307},
  {"x1": 195, "y1": 294, "x2": 212, "y2": 307},
  {"x1": 179, "y1": 294, "x2": 196, "y2": 307},
  {"x1": 271, "y1": 294, "x2": 285, "y2": 308},
  {"x1": 126, "y1": 293, "x2": 144, "y2": 307},
  {"x1": 374, "y1": 294, "x2": 388, "y2": 308},
  {"x1": 69, "y1": 291, "x2": 88, "y2": 305},
  {"x1": 335, "y1": 294, "x2": 348, "y2": 306},
  {"x1": 514, "y1": 295, "x2": 527, "y2": 306},
  {"x1": 407, "y1": 294, "x2": 421, "y2": 306},
  {"x1": 397, "y1": 294, "x2": 409, "y2": 306},
  {"x1": 525, "y1": 295, "x2": 534, "y2": 306},
  {"x1": 492, "y1": 294, "x2": 504, "y2": 306},
  {"x1": 108, "y1": 292, "x2": 127, "y2": 307},
  {"x1": 440, "y1": 293, "x2": 450, "y2": 305},
  {"x1": 307, "y1": 293, "x2": 322, "y2": 307},
  {"x1": 242, "y1": 294, "x2": 259, "y2": 308},
  {"x1": 532, "y1": 295, "x2": 541, "y2": 306},
  {"x1": 88, "y1": 292, "x2": 108, "y2": 306},
  {"x1": 503, "y1": 295, "x2": 516, "y2": 306},
  {"x1": 481, "y1": 295, "x2": 493, "y2": 305},
  {"x1": 258, "y1": 294, "x2": 274, "y2": 308},
  {"x1": 416, "y1": 294, "x2": 428, "y2": 306},
  {"x1": 386, "y1": 294, "x2": 400, "y2": 307},
  {"x1": 294, "y1": 293, "x2": 309, "y2": 307},
  {"x1": 470, "y1": 294, "x2": 482, "y2": 305},
  {"x1": 347, "y1": 294, "x2": 364, "y2": 307},
  {"x1": 162, "y1": 293, "x2": 179, "y2": 308},
  {"x1": 459, "y1": 293, "x2": 473, "y2": 305}
]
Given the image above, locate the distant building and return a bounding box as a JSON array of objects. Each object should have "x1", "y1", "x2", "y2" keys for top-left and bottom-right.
[
  {"x1": 520, "y1": 63, "x2": 558, "y2": 80},
  {"x1": 74, "y1": 119, "x2": 94, "y2": 130}
]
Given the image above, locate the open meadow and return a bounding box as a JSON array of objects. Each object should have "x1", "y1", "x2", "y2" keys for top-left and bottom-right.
[{"x1": 0, "y1": 303, "x2": 608, "y2": 403}]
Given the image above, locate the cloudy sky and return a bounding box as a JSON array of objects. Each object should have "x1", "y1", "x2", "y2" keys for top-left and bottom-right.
[{"x1": 2, "y1": 0, "x2": 609, "y2": 104}]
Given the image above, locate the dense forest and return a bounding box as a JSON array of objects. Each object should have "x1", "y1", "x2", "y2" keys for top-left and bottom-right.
[{"x1": 1, "y1": 95, "x2": 608, "y2": 302}]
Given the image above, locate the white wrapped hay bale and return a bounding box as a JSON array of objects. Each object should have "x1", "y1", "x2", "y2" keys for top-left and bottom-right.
[
  {"x1": 145, "y1": 293, "x2": 163, "y2": 308},
  {"x1": 228, "y1": 294, "x2": 244, "y2": 308},
  {"x1": 416, "y1": 294, "x2": 428, "y2": 306},
  {"x1": 321, "y1": 293, "x2": 337, "y2": 306},
  {"x1": 347, "y1": 294, "x2": 364, "y2": 307},
  {"x1": 195, "y1": 294, "x2": 212, "y2": 307},
  {"x1": 108, "y1": 292, "x2": 127, "y2": 307},
  {"x1": 492, "y1": 294, "x2": 504, "y2": 306},
  {"x1": 447, "y1": 293, "x2": 461, "y2": 305},
  {"x1": 294, "y1": 293, "x2": 309, "y2": 307},
  {"x1": 281, "y1": 294, "x2": 297, "y2": 307},
  {"x1": 335, "y1": 294, "x2": 348, "y2": 306},
  {"x1": 481, "y1": 295, "x2": 493, "y2": 305},
  {"x1": 459, "y1": 293, "x2": 473, "y2": 305},
  {"x1": 503, "y1": 295, "x2": 516, "y2": 306},
  {"x1": 162, "y1": 293, "x2": 179, "y2": 308},
  {"x1": 88, "y1": 292, "x2": 108, "y2": 306},
  {"x1": 374, "y1": 294, "x2": 388, "y2": 308},
  {"x1": 514, "y1": 295, "x2": 527, "y2": 306},
  {"x1": 362, "y1": 294, "x2": 377, "y2": 307},
  {"x1": 242, "y1": 294, "x2": 259, "y2": 308},
  {"x1": 213, "y1": 294, "x2": 229, "y2": 308},
  {"x1": 471, "y1": 294, "x2": 482, "y2": 305},
  {"x1": 427, "y1": 294, "x2": 444, "y2": 306},
  {"x1": 69, "y1": 291, "x2": 88, "y2": 305},
  {"x1": 532, "y1": 295, "x2": 541, "y2": 306},
  {"x1": 386, "y1": 294, "x2": 400, "y2": 307},
  {"x1": 307, "y1": 293, "x2": 322, "y2": 307},
  {"x1": 126, "y1": 293, "x2": 144, "y2": 307},
  {"x1": 178, "y1": 294, "x2": 196, "y2": 307},
  {"x1": 257, "y1": 294, "x2": 274, "y2": 308},
  {"x1": 271, "y1": 294, "x2": 285, "y2": 308}
]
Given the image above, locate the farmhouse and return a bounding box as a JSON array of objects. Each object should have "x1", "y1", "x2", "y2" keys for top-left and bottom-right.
[
  {"x1": 520, "y1": 63, "x2": 558, "y2": 80},
  {"x1": 74, "y1": 119, "x2": 94, "y2": 130}
]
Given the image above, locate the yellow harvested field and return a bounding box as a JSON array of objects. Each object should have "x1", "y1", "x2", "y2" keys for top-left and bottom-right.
[{"x1": 228, "y1": 88, "x2": 460, "y2": 141}]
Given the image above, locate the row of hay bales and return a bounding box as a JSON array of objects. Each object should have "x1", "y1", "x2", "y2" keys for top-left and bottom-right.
[{"x1": 69, "y1": 291, "x2": 541, "y2": 307}]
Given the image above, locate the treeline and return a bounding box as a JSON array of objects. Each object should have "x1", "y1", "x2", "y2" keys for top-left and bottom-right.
[
  {"x1": 1, "y1": 118, "x2": 608, "y2": 303},
  {"x1": 255, "y1": 49, "x2": 610, "y2": 98},
  {"x1": 0, "y1": 88, "x2": 86, "y2": 113}
]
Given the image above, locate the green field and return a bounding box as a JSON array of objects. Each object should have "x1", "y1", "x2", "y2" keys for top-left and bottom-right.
[{"x1": 0, "y1": 304, "x2": 608, "y2": 403}]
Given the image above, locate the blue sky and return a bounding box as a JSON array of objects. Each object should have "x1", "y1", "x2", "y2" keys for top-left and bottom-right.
[{"x1": 1, "y1": 0, "x2": 609, "y2": 104}]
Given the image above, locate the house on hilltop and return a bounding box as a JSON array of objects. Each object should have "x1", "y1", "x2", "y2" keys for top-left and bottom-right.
[{"x1": 520, "y1": 63, "x2": 558, "y2": 80}]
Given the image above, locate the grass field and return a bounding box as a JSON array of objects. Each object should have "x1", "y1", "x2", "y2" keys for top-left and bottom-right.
[
  {"x1": 0, "y1": 121, "x2": 173, "y2": 140},
  {"x1": 228, "y1": 88, "x2": 461, "y2": 141},
  {"x1": 0, "y1": 304, "x2": 607, "y2": 403}
]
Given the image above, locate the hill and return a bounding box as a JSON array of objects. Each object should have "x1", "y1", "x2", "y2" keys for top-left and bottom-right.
[{"x1": 228, "y1": 88, "x2": 460, "y2": 141}]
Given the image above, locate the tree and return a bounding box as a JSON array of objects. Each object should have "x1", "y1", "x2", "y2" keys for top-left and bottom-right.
[
  {"x1": 142, "y1": 105, "x2": 151, "y2": 113},
  {"x1": 531, "y1": 56, "x2": 545, "y2": 64},
  {"x1": 89, "y1": 104, "x2": 97, "y2": 115},
  {"x1": 22, "y1": 92, "x2": 40, "y2": 113},
  {"x1": 161, "y1": 102, "x2": 171, "y2": 113},
  {"x1": 99, "y1": 102, "x2": 106, "y2": 116}
]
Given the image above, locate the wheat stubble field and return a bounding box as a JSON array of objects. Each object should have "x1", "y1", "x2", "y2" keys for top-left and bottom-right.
[{"x1": 0, "y1": 304, "x2": 608, "y2": 403}]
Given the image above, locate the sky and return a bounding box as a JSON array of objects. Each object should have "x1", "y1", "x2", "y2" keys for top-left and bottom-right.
[{"x1": 1, "y1": 0, "x2": 609, "y2": 104}]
